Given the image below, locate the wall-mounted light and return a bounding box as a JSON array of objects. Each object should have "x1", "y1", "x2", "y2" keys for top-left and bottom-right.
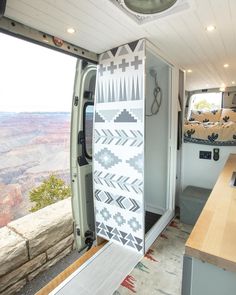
[
  {"x1": 224, "y1": 64, "x2": 229, "y2": 68},
  {"x1": 187, "y1": 69, "x2": 192, "y2": 73},
  {"x1": 220, "y1": 85, "x2": 225, "y2": 92}
]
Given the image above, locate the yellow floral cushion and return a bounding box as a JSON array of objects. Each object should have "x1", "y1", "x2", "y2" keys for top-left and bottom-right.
[
  {"x1": 189, "y1": 109, "x2": 222, "y2": 123},
  {"x1": 184, "y1": 121, "x2": 236, "y2": 144},
  {"x1": 220, "y1": 108, "x2": 236, "y2": 123}
]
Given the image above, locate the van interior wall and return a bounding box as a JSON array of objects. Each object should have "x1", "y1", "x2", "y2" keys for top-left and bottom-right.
[
  {"x1": 223, "y1": 87, "x2": 236, "y2": 108},
  {"x1": 144, "y1": 50, "x2": 169, "y2": 214},
  {"x1": 181, "y1": 86, "x2": 236, "y2": 192},
  {"x1": 182, "y1": 143, "x2": 236, "y2": 190}
]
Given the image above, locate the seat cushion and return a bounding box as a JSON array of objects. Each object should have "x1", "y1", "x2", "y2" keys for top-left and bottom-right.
[
  {"x1": 220, "y1": 108, "x2": 236, "y2": 123},
  {"x1": 189, "y1": 110, "x2": 222, "y2": 123},
  {"x1": 180, "y1": 186, "x2": 211, "y2": 225}
]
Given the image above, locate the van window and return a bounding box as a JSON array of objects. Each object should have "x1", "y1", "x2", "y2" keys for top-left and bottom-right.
[
  {"x1": 189, "y1": 92, "x2": 222, "y2": 112},
  {"x1": 84, "y1": 104, "x2": 94, "y2": 158}
]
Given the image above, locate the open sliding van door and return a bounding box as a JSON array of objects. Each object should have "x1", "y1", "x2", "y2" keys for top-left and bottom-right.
[
  {"x1": 50, "y1": 39, "x2": 179, "y2": 295},
  {"x1": 71, "y1": 59, "x2": 97, "y2": 251}
]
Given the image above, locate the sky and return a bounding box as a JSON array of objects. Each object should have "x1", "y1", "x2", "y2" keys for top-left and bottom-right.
[{"x1": 0, "y1": 32, "x2": 77, "y2": 112}]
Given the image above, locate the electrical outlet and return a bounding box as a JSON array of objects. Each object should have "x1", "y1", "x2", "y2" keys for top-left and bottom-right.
[
  {"x1": 199, "y1": 151, "x2": 212, "y2": 160},
  {"x1": 213, "y1": 148, "x2": 220, "y2": 161}
]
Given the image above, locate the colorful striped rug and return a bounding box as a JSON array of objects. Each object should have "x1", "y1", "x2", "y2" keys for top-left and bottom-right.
[{"x1": 114, "y1": 218, "x2": 192, "y2": 295}]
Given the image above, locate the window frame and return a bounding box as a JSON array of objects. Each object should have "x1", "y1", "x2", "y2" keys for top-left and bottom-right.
[{"x1": 189, "y1": 92, "x2": 223, "y2": 113}]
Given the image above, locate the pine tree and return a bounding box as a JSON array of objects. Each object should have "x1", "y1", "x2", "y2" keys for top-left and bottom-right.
[{"x1": 29, "y1": 174, "x2": 71, "y2": 212}]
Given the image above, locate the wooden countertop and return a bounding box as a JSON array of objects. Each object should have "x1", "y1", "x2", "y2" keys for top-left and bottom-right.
[{"x1": 185, "y1": 153, "x2": 236, "y2": 273}]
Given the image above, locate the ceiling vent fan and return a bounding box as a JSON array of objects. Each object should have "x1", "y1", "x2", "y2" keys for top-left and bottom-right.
[{"x1": 109, "y1": 0, "x2": 194, "y2": 25}]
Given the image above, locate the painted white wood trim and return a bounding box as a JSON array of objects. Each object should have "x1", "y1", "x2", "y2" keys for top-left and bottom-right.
[
  {"x1": 143, "y1": 46, "x2": 177, "y2": 251},
  {"x1": 145, "y1": 210, "x2": 175, "y2": 251},
  {"x1": 168, "y1": 67, "x2": 179, "y2": 211},
  {"x1": 145, "y1": 203, "x2": 165, "y2": 215}
]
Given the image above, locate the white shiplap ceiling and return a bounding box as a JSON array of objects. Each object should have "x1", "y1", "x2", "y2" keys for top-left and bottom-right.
[{"x1": 4, "y1": 0, "x2": 236, "y2": 91}]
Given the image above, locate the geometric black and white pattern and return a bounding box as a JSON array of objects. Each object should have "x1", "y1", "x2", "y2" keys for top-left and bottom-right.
[
  {"x1": 126, "y1": 153, "x2": 143, "y2": 174},
  {"x1": 96, "y1": 40, "x2": 144, "y2": 104},
  {"x1": 95, "y1": 112, "x2": 105, "y2": 122},
  {"x1": 94, "y1": 171, "x2": 143, "y2": 194},
  {"x1": 100, "y1": 207, "x2": 112, "y2": 221},
  {"x1": 95, "y1": 108, "x2": 143, "y2": 123},
  {"x1": 96, "y1": 221, "x2": 143, "y2": 252},
  {"x1": 114, "y1": 109, "x2": 137, "y2": 122},
  {"x1": 113, "y1": 212, "x2": 126, "y2": 226},
  {"x1": 95, "y1": 190, "x2": 141, "y2": 213},
  {"x1": 100, "y1": 211, "x2": 142, "y2": 234},
  {"x1": 96, "y1": 109, "x2": 120, "y2": 122},
  {"x1": 128, "y1": 217, "x2": 142, "y2": 232},
  {"x1": 96, "y1": 76, "x2": 143, "y2": 103},
  {"x1": 94, "y1": 39, "x2": 145, "y2": 253},
  {"x1": 94, "y1": 129, "x2": 143, "y2": 147},
  {"x1": 94, "y1": 148, "x2": 121, "y2": 169}
]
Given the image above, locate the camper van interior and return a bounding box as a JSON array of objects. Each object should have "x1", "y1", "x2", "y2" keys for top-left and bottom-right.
[{"x1": 0, "y1": 0, "x2": 236, "y2": 295}]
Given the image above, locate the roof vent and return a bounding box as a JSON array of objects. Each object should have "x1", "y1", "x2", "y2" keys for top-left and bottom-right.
[{"x1": 110, "y1": 0, "x2": 194, "y2": 25}]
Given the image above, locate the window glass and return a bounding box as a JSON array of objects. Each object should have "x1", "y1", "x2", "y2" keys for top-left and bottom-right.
[
  {"x1": 190, "y1": 92, "x2": 222, "y2": 111},
  {"x1": 84, "y1": 104, "x2": 94, "y2": 158}
]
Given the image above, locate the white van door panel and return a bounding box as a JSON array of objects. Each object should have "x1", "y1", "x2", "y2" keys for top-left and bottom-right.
[{"x1": 71, "y1": 60, "x2": 97, "y2": 251}]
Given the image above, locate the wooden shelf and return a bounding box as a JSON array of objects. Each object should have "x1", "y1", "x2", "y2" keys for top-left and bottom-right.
[{"x1": 185, "y1": 153, "x2": 236, "y2": 273}]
